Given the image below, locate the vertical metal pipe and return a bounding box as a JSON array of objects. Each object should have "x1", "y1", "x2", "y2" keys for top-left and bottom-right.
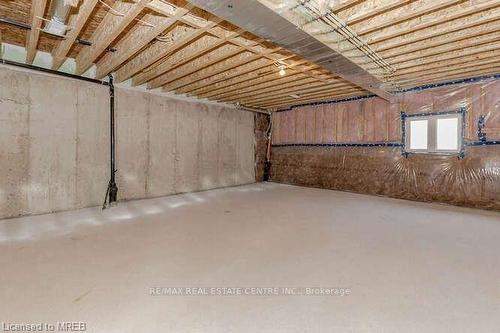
[
  {"x1": 263, "y1": 114, "x2": 272, "y2": 181},
  {"x1": 108, "y1": 74, "x2": 118, "y2": 204},
  {"x1": 101, "y1": 73, "x2": 118, "y2": 209}
]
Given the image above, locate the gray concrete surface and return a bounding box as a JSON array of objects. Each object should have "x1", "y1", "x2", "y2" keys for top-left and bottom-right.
[
  {"x1": 0, "y1": 65, "x2": 255, "y2": 219},
  {"x1": 0, "y1": 183, "x2": 499, "y2": 332}
]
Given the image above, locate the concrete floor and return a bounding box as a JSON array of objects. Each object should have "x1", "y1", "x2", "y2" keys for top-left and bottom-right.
[{"x1": 1, "y1": 183, "x2": 499, "y2": 332}]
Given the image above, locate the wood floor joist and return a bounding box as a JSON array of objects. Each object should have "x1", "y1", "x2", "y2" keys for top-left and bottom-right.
[
  {"x1": 51, "y1": 0, "x2": 98, "y2": 70},
  {"x1": 75, "y1": 0, "x2": 151, "y2": 75},
  {"x1": 115, "y1": 24, "x2": 196, "y2": 83},
  {"x1": 95, "y1": 5, "x2": 193, "y2": 79},
  {"x1": 25, "y1": 0, "x2": 48, "y2": 64},
  {"x1": 1, "y1": 0, "x2": 499, "y2": 110},
  {"x1": 128, "y1": 21, "x2": 226, "y2": 85}
]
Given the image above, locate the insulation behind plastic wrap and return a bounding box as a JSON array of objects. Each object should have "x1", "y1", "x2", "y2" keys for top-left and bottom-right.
[{"x1": 270, "y1": 80, "x2": 500, "y2": 210}]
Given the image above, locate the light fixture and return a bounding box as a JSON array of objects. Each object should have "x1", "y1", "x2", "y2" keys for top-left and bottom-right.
[{"x1": 279, "y1": 65, "x2": 286, "y2": 76}]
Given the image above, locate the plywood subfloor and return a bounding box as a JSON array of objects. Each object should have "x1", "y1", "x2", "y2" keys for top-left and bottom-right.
[{"x1": 1, "y1": 183, "x2": 499, "y2": 332}]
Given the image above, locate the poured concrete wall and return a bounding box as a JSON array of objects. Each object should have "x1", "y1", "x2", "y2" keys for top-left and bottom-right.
[{"x1": 0, "y1": 65, "x2": 255, "y2": 219}]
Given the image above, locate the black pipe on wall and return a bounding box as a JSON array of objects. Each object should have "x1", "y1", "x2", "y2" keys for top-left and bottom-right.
[
  {"x1": 0, "y1": 58, "x2": 109, "y2": 85},
  {"x1": 107, "y1": 74, "x2": 118, "y2": 205},
  {"x1": 0, "y1": 59, "x2": 120, "y2": 208}
]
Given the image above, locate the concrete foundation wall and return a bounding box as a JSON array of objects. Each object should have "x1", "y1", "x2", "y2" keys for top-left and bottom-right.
[{"x1": 0, "y1": 65, "x2": 255, "y2": 219}]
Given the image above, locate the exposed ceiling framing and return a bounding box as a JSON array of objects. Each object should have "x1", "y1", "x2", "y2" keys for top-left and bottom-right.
[{"x1": 0, "y1": 0, "x2": 499, "y2": 110}]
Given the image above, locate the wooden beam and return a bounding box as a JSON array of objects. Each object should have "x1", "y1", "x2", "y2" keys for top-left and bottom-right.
[
  {"x1": 95, "y1": 5, "x2": 192, "y2": 79},
  {"x1": 357, "y1": 0, "x2": 465, "y2": 36},
  {"x1": 246, "y1": 83, "x2": 355, "y2": 104},
  {"x1": 398, "y1": 59, "x2": 500, "y2": 85},
  {"x1": 391, "y1": 49, "x2": 500, "y2": 77},
  {"x1": 51, "y1": 0, "x2": 98, "y2": 70},
  {"x1": 398, "y1": 65, "x2": 500, "y2": 89},
  {"x1": 367, "y1": 0, "x2": 500, "y2": 44},
  {"x1": 399, "y1": 70, "x2": 500, "y2": 90},
  {"x1": 114, "y1": 24, "x2": 196, "y2": 82},
  {"x1": 217, "y1": 77, "x2": 319, "y2": 102},
  {"x1": 26, "y1": 0, "x2": 48, "y2": 64},
  {"x1": 193, "y1": 58, "x2": 310, "y2": 97},
  {"x1": 133, "y1": 28, "x2": 239, "y2": 86},
  {"x1": 150, "y1": 3, "x2": 334, "y2": 90},
  {"x1": 255, "y1": 89, "x2": 365, "y2": 109},
  {"x1": 380, "y1": 24, "x2": 500, "y2": 60},
  {"x1": 178, "y1": 54, "x2": 309, "y2": 96},
  {"x1": 120, "y1": 20, "x2": 223, "y2": 83},
  {"x1": 388, "y1": 34, "x2": 500, "y2": 65},
  {"x1": 173, "y1": 58, "x2": 278, "y2": 94},
  {"x1": 332, "y1": 0, "x2": 366, "y2": 13},
  {"x1": 374, "y1": 10, "x2": 500, "y2": 52},
  {"x1": 230, "y1": 82, "x2": 349, "y2": 105},
  {"x1": 345, "y1": 0, "x2": 415, "y2": 25},
  {"x1": 157, "y1": 51, "x2": 266, "y2": 90},
  {"x1": 75, "y1": 0, "x2": 151, "y2": 75},
  {"x1": 212, "y1": 67, "x2": 338, "y2": 102},
  {"x1": 204, "y1": 72, "x2": 311, "y2": 99},
  {"x1": 188, "y1": 61, "x2": 300, "y2": 97},
  {"x1": 394, "y1": 42, "x2": 500, "y2": 71}
]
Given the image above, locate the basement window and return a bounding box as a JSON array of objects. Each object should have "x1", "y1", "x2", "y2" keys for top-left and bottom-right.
[{"x1": 404, "y1": 113, "x2": 462, "y2": 154}]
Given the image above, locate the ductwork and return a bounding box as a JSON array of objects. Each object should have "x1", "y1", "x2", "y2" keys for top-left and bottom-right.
[
  {"x1": 186, "y1": 0, "x2": 394, "y2": 102},
  {"x1": 43, "y1": 0, "x2": 78, "y2": 37}
]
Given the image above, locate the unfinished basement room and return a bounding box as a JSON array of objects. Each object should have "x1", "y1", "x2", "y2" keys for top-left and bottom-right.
[{"x1": 0, "y1": 0, "x2": 499, "y2": 332}]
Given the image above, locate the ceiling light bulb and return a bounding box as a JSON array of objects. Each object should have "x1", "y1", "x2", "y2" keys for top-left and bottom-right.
[{"x1": 279, "y1": 67, "x2": 286, "y2": 76}]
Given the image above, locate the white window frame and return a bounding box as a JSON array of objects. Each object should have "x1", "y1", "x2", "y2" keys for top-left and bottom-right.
[{"x1": 404, "y1": 113, "x2": 463, "y2": 155}]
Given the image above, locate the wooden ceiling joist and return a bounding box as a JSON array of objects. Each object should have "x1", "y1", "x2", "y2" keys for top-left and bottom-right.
[
  {"x1": 367, "y1": 0, "x2": 500, "y2": 44},
  {"x1": 394, "y1": 58, "x2": 500, "y2": 82},
  {"x1": 145, "y1": 40, "x2": 247, "y2": 89},
  {"x1": 356, "y1": 0, "x2": 465, "y2": 36},
  {"x1": 255, "y1": 89, "x2": 366, "y2": 109},
  {"x1": 75, "y1": 0, "x2": 151, "y2": 75},
  {"x1": 95, "y1": 5, "x2": 193, "y2": 79},
  {"x1": 235, "y1": 82, "x2": 352, "y2": 105},
  {"x1": 190, "y1": 60, "x2": 303, "y2": 97},
  {"x1": 160, "y1": 51, "x2": 271, "y2": 91},
  {"x1": 26, "y1": 0, "x2": 48, "y2": 64},
  {"x1": 207, "y1": 74, "x2": 314, "y2": 100},
  {"x1": 344, "y1": 0, "x2": 415, "y2": 26},
  {"x1": 181, "y1": 58, "x2": 297, "y2": 96},
  {"x1": 3, "y1": 0, "x2": 500, "y2": 109},
  {"x1": 51, "y1": 0, "x2": 98, "y2": 70},
  {"x1": 391, "y1": 49, "x2": 500, "y2": 77},
  {"x1": 398, "y1": 65, "x2": 500, "y2": 88},
  {"x1": 125, "y1": 20, "x2": 225, "y2": 84},
  {"x1": 386, "y1": 33, "x2": 500, "y2": 64},
  {"x1": 380, "y1": 22, "x2": 500, "y2": 60},
  {"x1": 219, "y1": 78, "x2": 328, "y2": 103},
  {"x1": 374, "y1": 10, "x2": 500, "y2": 53},
  {"x1": 332, "y1": 0, "x2": 367, "y2": 14},
  {"x1": 115, "y1": 24, "x2": 196, "y2": 83},
  {"x1": 195, "y1": 58, "x2": 314, "y2": 97}
]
